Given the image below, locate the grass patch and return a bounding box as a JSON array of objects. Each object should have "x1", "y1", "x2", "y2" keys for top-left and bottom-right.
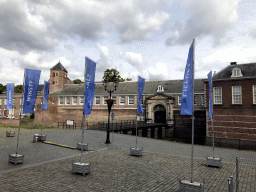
[
  {"x1": 21, "y1": 117, "x2": 34, "y2": 121},
  {"x1": 0, "y1": 125, "x2": 55, "y2": 129}
]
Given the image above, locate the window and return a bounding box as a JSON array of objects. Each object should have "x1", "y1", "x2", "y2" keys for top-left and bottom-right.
[
  {"x1": 95, "y1": 96, "x2": 100, "y2": 105},
  {"x1": 53, "y1": 72, "x2": 55, "y2": 77},
  {"x1": 232, "y1": 86, "x2": 242, "y2": 104},
  {"x1": 13, "y1": 98, "x2": 15, "y2": 105},
  {"x1": 194, "y1": 95, "x2": 198, "y2": 105},
  {"x1": 128, "y1": 96, "x2": 134, "y2": 105},
  {"x1": 72, "y1": 96, "x2": 77, "y2": 105},
  {"x1": 111, "y1": 96, "x2": 116, "y2": 105},
  {"x1": 56, "y1": 72, "x2": 58, "y2": 76},
  {"x1": 0, "y1": 98, "x2": 2, "y2": 105},
  {"x1": 157, "y1": 85, "x2": 164, "y2": 92},
  {"x1": 253, "y1": 85, "x2": 256, "y2": 104},
  {"x1": 4, "y1": 99, "x2": 6, "y2": 105},
  {"x1": 178, "y1": 95, "x2": 181, "y2": 105},
  {"x1": 213, "y1": 87, "x2": 222, "y2": 104},
  {"x1": 103, "y1": 96, "x2": 108, "y2": 105},
  {"x1": 59, "y1": 96, "x2": 63, "y2": 105},
  {"x1": 20, "y1": 98, "x2": 23, "y2": 105},
  {"x1": 79, "y1": 96, "x2": 84, "y2": 105},
  {"x1": 140, "y1": 96, "x2": 144, "y2": 105},
  {"x1": 0, "y1": 109, "x2": 1, "y2": 115},
  {"x1": 201, "y1": 95, "x2": 205, "y2": 106},
  {"x1": 52, "y1": 81, "x2": 57, "y2": 85},
  {"x1": 65, "y1": 96, "x2": 70, "y2": 105},
  {"x1": 231, "y1": 68, "x2": 243, "y2": 78},
  {"x1": 119, "y1": 96, "x2": 125, "y2": 105}
]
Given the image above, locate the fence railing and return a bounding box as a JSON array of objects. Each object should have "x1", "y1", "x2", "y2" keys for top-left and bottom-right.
[{"x1": 57, "y1": 120, "x2": 166, "y2": 131}]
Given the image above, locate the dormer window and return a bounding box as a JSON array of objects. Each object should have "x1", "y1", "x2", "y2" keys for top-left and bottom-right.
[
  {"x1": 157, "y1": 85, "x2": 164, "y2": 92},
  {"x1": 231, "y1": 68, "x2": 243, "y2": 78}
]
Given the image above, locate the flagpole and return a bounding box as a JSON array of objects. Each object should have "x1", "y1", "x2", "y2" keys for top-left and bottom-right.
[
  {"x1": 16, "y1": 69, "x2": 26, "y2": 156},
  {"x1": 136, "y1": 76, "x2": 139, "y2": 149},
  {"x1": 210, "y1": 71, "x2": 215, "y2": 158},
  {"x1": 41, "y1": 110, "x2": 44, "y2": 136},
  {"x1": 191, "y1": 39, "x2": 195, "y2": 183},
  {"x1": 80, "y1": 113, "x2": 86, "y2": 163}
]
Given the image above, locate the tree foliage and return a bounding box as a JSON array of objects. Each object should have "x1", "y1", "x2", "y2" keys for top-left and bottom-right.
[
  {"x1": 14, "y1": 85, "x2": 23, "y2": 93},
  {"x1": 0, "y1": 84, "x2": 6, "y2": 93},
  {"x1": 73, "y1": 79, "x2": 83, "y2": 84},
  {"x1": 102, "y1": 68, "x2": 125, "y2": 82}
]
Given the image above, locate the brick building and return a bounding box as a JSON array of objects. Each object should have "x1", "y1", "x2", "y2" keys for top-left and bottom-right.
[
  {"x1": 205, "y1": 62, "x2": 256, "y2": 141},
  {"x1": 0, "y1": 62, "x2": 206, "y2": 130}
]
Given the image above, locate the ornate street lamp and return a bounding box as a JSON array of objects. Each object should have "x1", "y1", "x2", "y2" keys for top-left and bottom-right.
[{"x1": 103, "y1": 80, "x2": 118, "y2": 144}]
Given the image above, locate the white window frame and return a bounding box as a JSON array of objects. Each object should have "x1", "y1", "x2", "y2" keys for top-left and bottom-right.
[
  {"x1": 4, "y1": 99, "x2": 7, "y2": 105},
  {"x1": 103, "y1": 96, "x2": 108, "y2": 105},
  {"x1": 140, "y1": 96, "x2": 144, "y2": 105},
  {"x1": 111, "y1": 96, "x2": 116, "y2": 105},
  {"x1": 79, "y1": 96, "x2": 84, "y2": 105},
  {"x1": 59, "y1": 96, "x2": 64, "y2": 105},
  {"x1": 157, "y1": 85, "x2": 164, "y2": 92},
  {"x1": 0, "y1": 98, "x2": 2, "y2": 105},
  {"x1": 253, "y1": 85, "x2": 256, "y2": 104},
  {"x1": 65, "y1": 96, "x2": 70, "y2": 105},
  {"x1": 20, "y1": 98, "x2": 23, "y2": 105},
  {"x1": 178, "y1": 95, "x2": 181, "y2": 105},
  {"x1": 231, "y1": 68, "x2": 243, "y2": 78},
  {"x1": 128, "y1": 96, "x2": 134, "y2": 105},
  {"x1": 95, "y1": 96, "x2": 100, "y2": 105},
  {"x1": 194, "y1": 95, "x2": 198, "y2": 105},
  {"x1": 0, "y1": 109, "x2": 1, "y2": 115},
  {"x1": 232, "y1": 86, "x2": 242, "y2": 104},
  {"x1": 213, "y1": 87, "x2": 222, "y2": 104},
  {"x1": 72, "y1": 96, "x2": 77, "y2": 105},
  {"x1": 201, "y1": 95, "x2": 205, "y2": 106},
  {"x1": 119, "y1": 96, "x2": 125, "y2": 105}
]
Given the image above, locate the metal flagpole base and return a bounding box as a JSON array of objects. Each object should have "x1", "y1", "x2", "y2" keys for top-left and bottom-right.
[
  {"x1": 38, "y1": 135, "x2": 46, "y2": 141},
  {"x1": 77, "y1": 143, "x2": 88, "y2": 151},
  {"x1": 130, "y1": 147, "x2": 143, "y2": 156},
  {"x1": 72, "y1": 162, "x2": 90, "y2": 176},
  {"x1": 206, "y1": 157, "x2": 222, "y2": 168},
  {"x1": 6, "y1": 131, "x2": 15, "y2": 137},
  {"x1": 179, "y1": 180, "x2": 204, "y2": 192},
  {"x1": 33, "y1": 134, "x2": 40, "y2": 143},
  {"x1": 9, "y1": 154, "x2": 24, "y2": 165}
]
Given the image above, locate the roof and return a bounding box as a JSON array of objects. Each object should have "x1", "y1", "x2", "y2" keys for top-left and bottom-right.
[
  {"x1": 213, "y1": 62, "x2": 256, "y2": 81},
  {"x1": 49, "y1": 79, "x2": 206, "y2": 96},
  {"x1": 50, "y1": 62, "x2": 68, "y2": 73}
]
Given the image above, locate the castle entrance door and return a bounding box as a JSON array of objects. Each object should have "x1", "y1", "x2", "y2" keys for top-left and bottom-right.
[{"x1": 154, "y1": 104, "x2": 166, "y2": 123}]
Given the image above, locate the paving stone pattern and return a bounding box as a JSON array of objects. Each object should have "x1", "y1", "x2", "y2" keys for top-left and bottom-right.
[{"x1": 0, "y1": 128, "x2": 256, "y2": 191}]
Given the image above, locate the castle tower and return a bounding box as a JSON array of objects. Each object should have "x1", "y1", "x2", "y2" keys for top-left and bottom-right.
[{"x1": 49, "y1": 61, "x2": 68, "y2": 93}]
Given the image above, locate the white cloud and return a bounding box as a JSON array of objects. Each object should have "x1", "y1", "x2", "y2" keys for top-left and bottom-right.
[
  {"x1": 119, "y1": 51, "x2": 143, "y2": 70},
  {"x1": 145, "y1": 63, "x2": 169, "y2": 80},
  {"x1": 166, "y1": 0, "x2": 241, "y2": 46}
]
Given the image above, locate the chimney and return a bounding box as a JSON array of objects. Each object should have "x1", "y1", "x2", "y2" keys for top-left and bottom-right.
[{"x1": 230, "y1": 62, "x2": 237, "y2": 65}]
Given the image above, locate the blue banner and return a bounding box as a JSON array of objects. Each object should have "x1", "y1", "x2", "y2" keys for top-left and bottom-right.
[
  {"x1": 180, "y1": 41, "x2": 194, "y2": 115},
  {"x1": 23, "y1": 68, "x2": 41, "y2": 114},
  {"x1": 6, "y1": 83, "x2": 14, "y2": 110},
  {"x1": 41, "y1": 81, "x2": 50, "y2": 110},
  {"x1": 84, "y1": 57, "x2": 96, "y2": 116},
  {"x1": 208, "y1": 71, "x2": 213, "y2": 118},
  {"x1": 137, "y1": 76, "x2": 145, "y2": 114}
]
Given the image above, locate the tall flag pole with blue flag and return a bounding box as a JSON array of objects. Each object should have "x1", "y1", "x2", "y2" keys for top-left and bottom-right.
[
  {"x1": 80, "y1": 57, "x2": 96, "y2": 164},
  {"x1": 208, "y1": 71, "x2": 214, "y2": 158},
  {"x1": 40, "y1": 81, "x2": 50, "y2": 136},
  {"x1": 136, "y1": 76, "x2": 145, "y2": 149},
  {"x1": 6, "y1": 83, "x2": 14, "y2": 130},
  {"x1": 10, "y1": 68, "x2": 41, "y2": 164},
  {"x1": 180, "y1": 39, "x2": 195, "y2": 183}
]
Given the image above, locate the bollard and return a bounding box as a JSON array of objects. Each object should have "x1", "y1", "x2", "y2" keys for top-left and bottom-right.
[{"x1": 228, "y1": 176, "x2": 233, "y2": 192}]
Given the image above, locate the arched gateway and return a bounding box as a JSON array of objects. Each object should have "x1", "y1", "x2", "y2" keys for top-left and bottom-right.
[{"x1": 145, "y1": 92, "x2": 174, "y2": 125}]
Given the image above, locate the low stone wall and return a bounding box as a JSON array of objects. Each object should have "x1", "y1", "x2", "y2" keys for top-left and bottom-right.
[
  {"x1": 205, "y1": 136, "x2": 256, "y2": 150},
  {"x1": 0, "y1": 119, "x2": 20, "y2": 126}
]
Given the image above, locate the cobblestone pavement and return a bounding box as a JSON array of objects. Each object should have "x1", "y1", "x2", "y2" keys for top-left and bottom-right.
[{"x1": 0, "y1": 128, "x2": 256, "y2": 191}]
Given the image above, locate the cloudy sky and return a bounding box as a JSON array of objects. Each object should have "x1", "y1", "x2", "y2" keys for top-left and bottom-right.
[{"x1": 0, "y1": 0, "x2": 256, "y2": 85}]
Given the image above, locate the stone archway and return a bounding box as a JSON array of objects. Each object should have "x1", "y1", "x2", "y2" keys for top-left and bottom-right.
[{"x1": 153, "y1": 104, "x2": 166, "y2": 123}]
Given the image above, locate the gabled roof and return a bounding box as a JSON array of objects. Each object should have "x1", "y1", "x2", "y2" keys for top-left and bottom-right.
[
  {"x1": 213, "y1": 62, "x2": 256, "y2": 81},
  {"x1": 49, "y1": 79, "x2": 205, "y2": 96},
  {"x1": 50, "y1": 62, "x2": 68, "y2": 73}
]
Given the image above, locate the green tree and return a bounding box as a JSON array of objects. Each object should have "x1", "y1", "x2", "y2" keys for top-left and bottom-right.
[
  {"x1": 126, "y1": 78, "x2": 132, "y2": 81},
  {"x1": 0, "y1": 84, "x2": 6, "y2": 93},
  {"x1": 73, "y1": 79, "x2": 83, "y2": 84},
  {"x1": 14, "y1": 85, "x2": 23, "y2": 93},
  {"x1": 102, "y1": 68, "x2": 125, "y2": 82}
]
